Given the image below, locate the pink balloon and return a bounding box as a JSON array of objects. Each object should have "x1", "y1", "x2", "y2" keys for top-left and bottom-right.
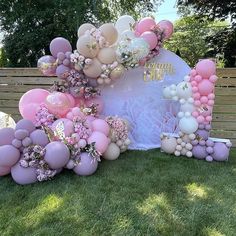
[
  {"x1": 85, "y1": 97, "x2": 104, "y2": 114},
  {"x1": 157, "y1": 20, "x2": 174, "y2": 39},
  {"x1": 37, "y1": 55, "x2": 57, "y2": 76},
  {"x1": 140, "y1": 31, "x2": 158, "y2": 50},
  {"x1": 92, "y1": 119, "x2": 110, "y2": 136},
  {"x1": 21, "y1": 103, "x2": 40, "y2": 122},
  {"x1": 65, "y1": 93, "x2": 75, "y2": 107},
  {"x1": 50, "y1": 37, "x2": 72, "y2": 58},
  {"x1": 86, "y1": 115, "x2": 96, "y2": 123},
  {"x1": 196, "y1": 59, "x2": 216, "y2": 79},
  {"x1": 0, "y1": 166, "x2": 11, "y2": 176},
  {"x1": 51, "y1": 118, "x2": 74, "y2": 137},
  {"x1": 87, "y1": 131, "x2": 109, "y2": 154},
  {"x1": 198, "y1": 79, "x2": 214, "y2": 96},
  {"x1": 137, "y1": 17, "x2": 156, "y2": 34},
  {"x1": 45, "y1": 92, "x2": 72, "y2": 117}
]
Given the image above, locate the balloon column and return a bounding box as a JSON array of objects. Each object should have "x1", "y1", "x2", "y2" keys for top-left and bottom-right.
[{"x1": 161, "y1": 59, "x2": 232, "y2": 161}]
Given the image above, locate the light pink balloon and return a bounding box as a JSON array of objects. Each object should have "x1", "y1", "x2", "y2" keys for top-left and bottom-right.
[
  {"x1": 85, "y1": 97, "x2": 104, "y2": 114},
  {"x1": 21, "y1": 103, "x2": 40, "y2": 122},
  {"x1": 88, "y1": 131, "x2": 109, "y2": 154},
  {"x1": 50, "y1": 37, "x2": 72, "y2": 58},
  {"x1": 198, "y1": 79, "x2": 214, "y2": 96},
  {"x1": 137, "y1": 17, "x2": 156, "y2": 34},
  {"x1": 51, "y1": 118, "x2": 74, "y2": 137},
  {"x1": 65, "y1": 93, "x2": 75, "y2": 107},
  {"x1": 157, "y1": 20, "x2": 174, "y2": 39},
  {"x1": 196, "y1": 59, "x2": 216, "y2": 79},
  {"x1": 140, "y1": 31, "x2": 158, "y2": 50},
  {"x1": 92, "y1": 119, "x2": 110, "y2": 136},
  {"x1": 0, "y1": 166, "x2": 11, "y2": 176},
  {"x1": 45, "y1": 92, "x2": 72, "y2": 117}
]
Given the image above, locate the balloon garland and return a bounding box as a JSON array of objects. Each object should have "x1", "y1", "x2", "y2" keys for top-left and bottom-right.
[{"x1": 161, "y1": 59, "x2": 232, "y2": 161}]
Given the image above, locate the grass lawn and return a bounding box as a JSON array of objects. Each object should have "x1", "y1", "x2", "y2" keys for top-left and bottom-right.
[{"x1": 0, "y1": 149, "x2": 235, "y2": 236}]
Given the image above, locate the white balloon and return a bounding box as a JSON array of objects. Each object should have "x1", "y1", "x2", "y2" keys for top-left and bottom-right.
[
  {"x1": 0, "y1": 112, "x2": 16, "y2": 129},
  {"x1": 115, "y1": 15, "x2": 136, "y2": 34},
  {"x1": 120, "y1": 30, "x2": 135, "y2": 41},
  {"x1": 179, "y1": 116, "x2": 198, "y2": 134},
  {"x1": 176, "y1": 82, "x2": 192, "y2": 99},
  {"x1": 180, "y1": 102, "x2": 195, "y2": 113}
]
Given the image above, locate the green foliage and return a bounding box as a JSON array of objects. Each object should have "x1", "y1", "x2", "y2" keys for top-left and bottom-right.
[
  {"x1": 164, "y1": 16, "x2": 228, "y2": 67},
  {"x1": 0, "y1": 149, "x2": 236, "y2": 235},
  {"x1": 0, "y1": 47, "x2": 8, "y2": 67},
  {"x1": 0, "y1": 0, "x2": 161, "y2": 67}
]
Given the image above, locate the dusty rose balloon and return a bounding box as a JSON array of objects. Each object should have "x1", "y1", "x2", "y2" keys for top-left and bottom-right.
[
  {"x1": 88, "y1": 131, "x2": 109, "y2": 154},
  {"x1": 192, "y1": 145, "x2": 208, "y2": 160},
  {"x1": 92, "y1": 119, "x2": 110, "y2": 136},
  {"x1": 0, "y1": 128, "x2": 15, "y2": 146},
  {"x1": 51, "y1": 118, "x2": 74, "y2": 137},
  {"x1": 16, "y1": 119, "x2": 35, "y2": 133},
  {"x1": 198, "y1": 79, "x2": 214, "y2": 96},
  {"x1": 77, "y1": 35, "x2": 99, "y2": 58},
  {"x1": 0, "y1": 145, "x2": 20, "y2": 167},
  {"x1": 56, "y1": 64, "x2": 70, "y2": 78},
  {"x1": 110, "y1": 64, "x2": 125, "y2": 80},
  {"x1": 137, "y1": 17, "x2": 156, "y2": 34},
  {"x1": 196, "y1": 59, "x2": 216, "y2": 79},
  {"x1": 157, "y1": 20, "x2": 174, "y2": 39},
  {"x1": 161, "y1": 137, "x2": 177, "y2": 154},
  {"x1": 44, "y1": 141, "x2": 70, "y2": 169},
  {"x1": 45, "y1": 92, "x2": 72, "y2": 116},
  {"x1": 11, "y1": 162, "x2": 37, "y2": 185},
  {"x1": 99, "y1": 23, "x2": 118, "y2": 45},
  {"x1": 78, "y1": 23, "x2": 96, "y2": 37},
  {"x1": 85, "y1": 97, "x2": 104, "y2": 114},
  {"x1": 73, "y1": 152, "x2": 98, "y2": 176},
  {"x1": 103, "y1": 143, "x2": 120, "y2": 160},
  {"x1": 30, "y1": 130, "x2": 49, "y2": 147},
  {"x1": 97, "y1": 47, "x2": 116, "y2": 64},
  {"x1": 212, "y1": 142, "x2": 229, "y2": 161},
  {"x1": 37, "y1": 55, "x2": 57, "y2": 76},
  {"x1": 65, "y1": 93, "x2": 75, "y2": 108},
  {"x1": 50, "y1": 37, "x2": 72, "y2": 58},
  {"x1": 140, "y1": 31, "x2": 158, "y2": 50},
  {"x1": 83, "y1": 58, "x2": 102, "y2": 78},
  {"x1": 21, "y1": 103, "x2": 41, "y2": 123},
  {"x1": 0, "y1": 166, "x2": 11, "y2": 176}
]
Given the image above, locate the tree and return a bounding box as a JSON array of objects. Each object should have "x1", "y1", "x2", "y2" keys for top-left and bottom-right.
[
  {"x1": 164, "y1": 16, "x2": 227, "y2": 67},
  {"x1": 177, "y1": 0, "x2": 236, "y2": 67},
  {"x1": 0, "y1": 0, "x2": 162, "y2": 67}
]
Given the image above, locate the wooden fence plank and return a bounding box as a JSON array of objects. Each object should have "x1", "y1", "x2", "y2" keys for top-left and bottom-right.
[
  {"x1": 215, "y1": 96, "x2": 236, "y2": 105},
  {"x1": 0, "y1": 85, "x2": 50, "y2": 92},
  {"x1": 215, "y1": 87, "x2": 236, "y2": 96},
  {"x1": 213, "y1": 105, "x2": 236, "y2": 113},
  {"x1": 212, "y1": 122, "x2": 236, "y2": 131},
  {"x1": 0, "y1": 68, "x2": 43, "y2": 77},
  {"x1": 213, "y1": 114, "x2": 236, "y2": 122}
]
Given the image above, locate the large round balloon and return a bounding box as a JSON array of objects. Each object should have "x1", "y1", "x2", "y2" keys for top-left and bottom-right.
[
  {"x1": 92, "y1": 119, "x2": 110, "y2": 136},
  {"x1": 78, "y1": 23, "x2": 96, "y2": 37},
  {"x1": 73, "y1": 152, "x2": 98, "y2": 176},
  {"x1": 140, "y1": 31, "x2": 158, "y2": 50},
  {"x1": 161, "y1": 137, "x2": 177, "y2": 154},
  {"x1": 115, "y1": 15, "x2": 135, "y2": 34},
  {"x1": 50, "y1": 37, "x2": 72, "y2": 58},
  {"x1": 0, "y1": 145, "x2": 20, "y2": 167},
  {"x1": 97, "y1": 47, "x2": 116, "y2": 64},
  {"x1": 212, "y1": 142, "x2": 230, "y2": 161},
  {"x1": 157, "y1": 20, "x2": 174, "y2": 39},
  {"x1": 76, "y1": 35, "x2": 99, "y2": 58},
  {"x1": 83, "y1": 58, "x2": 102, "y2": 78},
  {"x1": 0, "y1": 166, "x2": 11, "y2": 176},
  {"x1": 11, "y1": 162, "x2": 37, "y2": 185},
  {"x1": 30, "y1": 130, "x2": 49, "y2": 147},
  {"x1": 99, "y1": 23, "x2": 118, "y2": 45},
  {"x1": 179, "y1": 116, "x2": 198, "y2": 134},
  {"x1": 0, "y1": 128, "x2": 15, "y2": 146},
  {"x1": 103, "y1": 143, "x2": 120, "y2": 160},
  {"x1": 196, "y1": 59, "x2": 216, "y2": 79},
  {"x1": 44, "y1": 141, "x2": 70, "y2": 169},
  {"x1": 136, "y1": 17, "x2": 156, "y2": 34}
]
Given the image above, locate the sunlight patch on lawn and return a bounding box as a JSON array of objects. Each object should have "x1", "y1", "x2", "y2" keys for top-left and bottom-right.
[
  {"x1": 202, "y1": 227, "x2": 225, "y2": 236},
  {"x1": 185, "y1": 183, "x2": 208, "y2": 200},
  {"x1": 112, "y1": 215, "x2": 132, "y2": 231},
  {"x1": 23, "y1": 194, "x2": 63, "y2": 227}
]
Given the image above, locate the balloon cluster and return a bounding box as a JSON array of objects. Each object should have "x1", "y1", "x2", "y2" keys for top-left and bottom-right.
[{"x1": 161, "y1": 59, "x2": 232, "y2": 162}]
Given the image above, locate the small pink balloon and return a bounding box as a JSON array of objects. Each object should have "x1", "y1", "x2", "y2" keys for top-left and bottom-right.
[
  {"x1": 137, "y1": 17, "x2": 156, "y2": 34},
  {"x1": 192, "y1": 86, "x2": 198, "y2": 93},
  {"x1": 209, "y1": 75, "x2": 218, "y2": 83},
  {"x1": 88, "y1": 131, "x2": 109, "y2": 154},
  {"x1": 190, "y1": 69, "x2": 197, "y2": 77},
  {"x1": 157, "y1": 20, "x2": 174, "y2": 39},
  {"x1": 45, "y1": 92, "x2": 72, "y2": 117},
  {"x1": 208, "y1": 93, "x2": 215, "y2": 100},
  {"x1": 198, "y1": 79, "x2": 214, "y2": 96},
  {"x1": 85, "y1": 97, "x2": 104, "y2": 114},
  {"x1": 196, "y1": 59, "x2": 216, "y2": 79},
  {"x1": 140, "y1": 31, "x2": 158, "y2": 50},
  {"x1": 194, "y1": 100, "x2": 201, "y2": 106},
  {"x1": 200, "y1": 96, "x2": 208, "y2": 104},
  {"x1": 193, "y1": 92, "x2": 200, "y2": 100},
  {"x1": 191, "y1": 81, "x2": 197, "y2": 87},
  {"x1": 208, "y1": 100, "x2": 214, "y2": 106},
  {"x1": 206, "y1": 116, "x2": 212, "y2": 122},
  {"x1": 197, "y1": 116, "x2": 204, "y2": 123},
  {"x1": 92, "y1": 119, "x2": 110, "y2": 136},
  {"x1": 0, "y1": 166, "x2": 11, "y2": 176},
  {"x1": 192, "y1": 111, "x2": 199, "y2": 117},
  {"x1": 51, "y1": 118, "x2": 74, "y2": 137},
  {"x1": 50, "y1": 37, "x2": 72, "y2": 58}
]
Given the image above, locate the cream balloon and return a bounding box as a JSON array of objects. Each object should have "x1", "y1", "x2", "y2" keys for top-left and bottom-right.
[
  {"x1": 115, "y1": 15, "x2": 135, "y2": 33},
  {"x1": 161, "y1": 137, "x2": 177, "y2": 154},
  {"x1": 120, "y1": 30, "x2": 135, "y2": 41},
  {"x1": 76, "y1": 35, "x2": 99, "y2": 58},
  {"x1": 83, "y1": 58, "x2": 102, "y2": 78},
  {"x1": 77, "y1": 23, "x2": 96, "y2": 37},
  {"x1": 103, "y1": 143, "x2": 120, "y2": 160},
  {"x1": 176, "y1": 82, "x2": 192, "y2": 99},
  {"x1": 97, "y1": 47, "x2": 117, "y2": 64},
  {"x1": 0, "y1": 112, "x2": 16, "y2": 129},
  {"x1": 110, "y1": 64, "x2": 125, "y2": 80},
  {"x1": 99, "y1": 23, "x2": 118, "y2": 45}
]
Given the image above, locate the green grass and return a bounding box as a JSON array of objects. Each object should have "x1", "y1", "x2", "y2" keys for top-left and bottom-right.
[{"x1": 0, "y1": 149, "x2": 236, "y2": 236}]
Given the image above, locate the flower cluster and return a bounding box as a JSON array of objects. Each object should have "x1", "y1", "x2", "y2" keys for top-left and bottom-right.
[
  {"x1": 35, "y1": 104, "x2": 57, "y2": 127},
  {"x1": 73, "y1": 117, "x2": 92, "y2": 140},
  {"x1": 20, "y1": 145, "x2": 57, "y2": 181},
  {"x1": 70, "y1": 51, "x2": 93, "y2": 70}
]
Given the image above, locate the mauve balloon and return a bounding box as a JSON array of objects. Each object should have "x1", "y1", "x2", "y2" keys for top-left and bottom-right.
[
  {"x1": 0, "y1": 128, "x2": 15, "y2": 146},
  {"x1": 192, "y1": 145, "x2": 208, "y2": 160},
  {"x1": 212, "y1": 142, "x2": 229, "y2": 161},
  {"x1": 0, "y1": 145, "x2": 20, "y2": 167},
  {"x1": 15, "y1": 119, "x2": 35, "y2": 133},
  {"x1": 30, "y1": 130, "x2": 49, "y2": 147},
  {"x1": 0, "y1": 166, "x2": 11, "y2": 176},
  {"x1": 44, "y1": 142, "x2": 70, "y2": 169},
  {"x1": 73, "y1": 152, "x2": 98, "y2": 176},
  {"x1": 11, "y1": 162, "x2": 37, "y2": 185},
  {"x1": 195, "y1": 129, "x2": 209, "y2": 140}
]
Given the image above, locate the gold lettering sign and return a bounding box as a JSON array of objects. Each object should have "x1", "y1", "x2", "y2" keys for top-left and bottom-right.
[{"x1": 143, "y1": 63, "x2": 175, "y2": 82}]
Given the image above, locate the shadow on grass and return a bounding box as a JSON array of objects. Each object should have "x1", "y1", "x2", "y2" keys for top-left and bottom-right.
[{"x1": 0, "y1": 149, "x2": 235, "y2": 235}]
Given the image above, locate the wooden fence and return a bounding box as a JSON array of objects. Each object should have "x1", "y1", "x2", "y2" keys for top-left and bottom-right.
[{"x1": 0, "y1": 68, "x2": 236, "y2": 146}]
